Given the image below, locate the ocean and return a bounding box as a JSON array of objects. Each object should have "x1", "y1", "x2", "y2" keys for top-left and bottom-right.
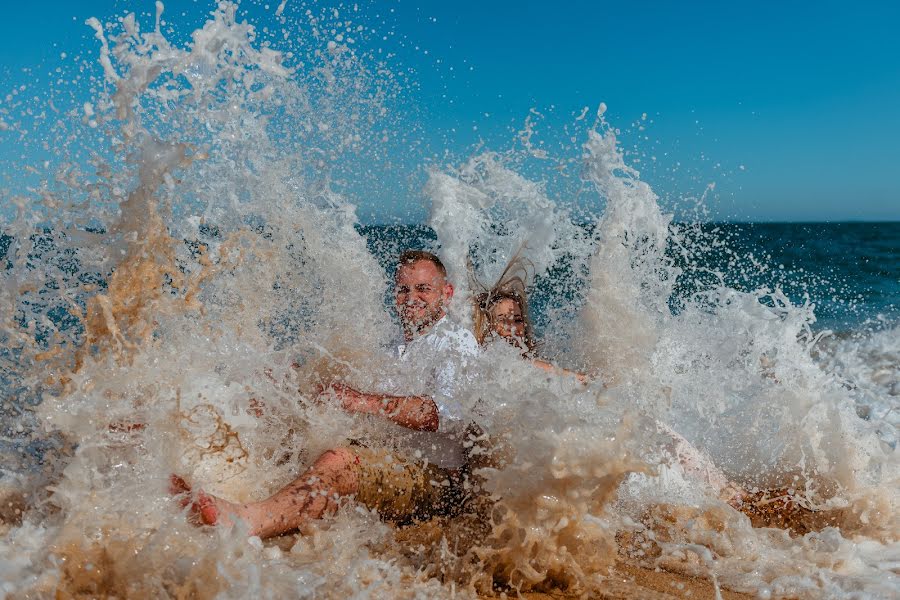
[
  {"x1": 359, "y1": 221, "x2": 900, "y2": 333},
  {"x1": 1, "y1": 3, "x2": 898, "y2": 599}
]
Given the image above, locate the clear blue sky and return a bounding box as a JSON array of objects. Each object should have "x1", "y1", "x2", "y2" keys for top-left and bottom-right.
[{"x1": 1, "y1": 0, "x2": 898, "y2": 222}]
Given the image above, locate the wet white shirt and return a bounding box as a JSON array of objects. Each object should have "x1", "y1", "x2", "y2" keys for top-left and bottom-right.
[{"x1": 395, "y1": 316, "x2": 480, "y2": 468}]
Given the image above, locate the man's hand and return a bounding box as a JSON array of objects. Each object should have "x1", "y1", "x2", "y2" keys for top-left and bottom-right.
[{"x1": 318, "y1": 383, "x2": 438, "y2": 432}]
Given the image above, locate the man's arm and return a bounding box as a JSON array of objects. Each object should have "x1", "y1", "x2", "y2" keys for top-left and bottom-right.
[{"x1": 327, "y1": 384, "x2": 439, "y2": 432}]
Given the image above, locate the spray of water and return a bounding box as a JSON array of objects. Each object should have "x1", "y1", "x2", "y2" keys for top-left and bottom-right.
[{"x1": 0, "y1": 3, "x2": 897, "y2": 599}]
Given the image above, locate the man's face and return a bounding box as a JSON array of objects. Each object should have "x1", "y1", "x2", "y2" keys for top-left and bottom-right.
[{"x1": 394, "y1": 260, "x2": 453, "y2": 338}]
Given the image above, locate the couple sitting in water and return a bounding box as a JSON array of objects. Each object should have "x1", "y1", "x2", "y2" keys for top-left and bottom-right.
[
  {"x1": 172, "y1": 249, "x2": 540, "y2": 536},
  {"x1": 171, "y1": 249, "x2": 744, "y2": 537}
]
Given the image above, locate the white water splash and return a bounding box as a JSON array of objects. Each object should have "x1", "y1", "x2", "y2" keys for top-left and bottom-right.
[{"x1": 0, "y1": 3, "x2": 897, "y2": 599}]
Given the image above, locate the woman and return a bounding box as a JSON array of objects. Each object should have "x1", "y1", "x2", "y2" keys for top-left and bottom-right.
[{"x1": 472, "y1": 257, "x2": 587, "y2": 383}]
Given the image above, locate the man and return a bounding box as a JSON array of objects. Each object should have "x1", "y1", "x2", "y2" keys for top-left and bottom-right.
[{"x1": 171, "y1": 250, "x2": 481, "y2": 538}]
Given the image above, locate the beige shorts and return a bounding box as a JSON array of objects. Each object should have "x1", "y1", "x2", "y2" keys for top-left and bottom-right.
[{"x1": 350, "y1": 446, "x2": 464, "y2": 523}]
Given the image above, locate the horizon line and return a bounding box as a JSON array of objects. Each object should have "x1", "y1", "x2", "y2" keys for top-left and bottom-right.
[{"x1": 357, "y1": 219, "x2": 900, "y2": 227}]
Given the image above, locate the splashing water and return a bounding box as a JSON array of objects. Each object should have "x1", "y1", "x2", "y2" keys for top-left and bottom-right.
[{"x1": 1, "y1": 3, "x2": 897, "y2": 599}]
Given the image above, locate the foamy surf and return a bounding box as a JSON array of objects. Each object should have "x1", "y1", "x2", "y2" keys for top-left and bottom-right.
[{"x1": 1, "y1": 3, "x2": 897, "y2": 599}]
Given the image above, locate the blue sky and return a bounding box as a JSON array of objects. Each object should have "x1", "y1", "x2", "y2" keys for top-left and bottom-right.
[{"x1": 1, "y1": 0, "x2": 898, "y2": 222}]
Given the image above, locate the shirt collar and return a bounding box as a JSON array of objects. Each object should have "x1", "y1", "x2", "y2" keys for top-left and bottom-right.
[{"x1": 398, "y1": 314, "x2": 448, "y2": 356}]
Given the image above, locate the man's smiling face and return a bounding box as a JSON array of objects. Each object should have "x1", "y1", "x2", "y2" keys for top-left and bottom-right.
[{"x1": 394, "y1": 259, "x2": 453, "y2": 340}]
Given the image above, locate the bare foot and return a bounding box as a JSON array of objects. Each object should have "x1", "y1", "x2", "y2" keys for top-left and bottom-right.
[{"x1": 169, "y1": 474, "x2": 230, "y2": 527}]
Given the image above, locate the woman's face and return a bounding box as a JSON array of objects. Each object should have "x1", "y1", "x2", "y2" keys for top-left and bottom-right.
[{"x1": 490, "y1": 298, "x2": 526, "y2": 347}]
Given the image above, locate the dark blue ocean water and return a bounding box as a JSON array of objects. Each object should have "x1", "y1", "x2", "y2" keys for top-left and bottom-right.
[{"x1": 359, "y1": 222, "x2": 900, "y2": 334}]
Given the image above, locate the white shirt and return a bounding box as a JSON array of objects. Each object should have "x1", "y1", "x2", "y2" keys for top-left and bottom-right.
[{"x1": 394, "y1": 315, "x2": 480, "y2": 468}]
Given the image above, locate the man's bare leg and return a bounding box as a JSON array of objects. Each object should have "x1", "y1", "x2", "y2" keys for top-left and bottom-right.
[{"x1": 171, "y1": 448, "x2": 360, "y2": 538}]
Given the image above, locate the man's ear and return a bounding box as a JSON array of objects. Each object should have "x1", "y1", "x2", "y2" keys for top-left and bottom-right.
[{"x1": 444, "y1": 282, "x2": 454, "y2": 301}]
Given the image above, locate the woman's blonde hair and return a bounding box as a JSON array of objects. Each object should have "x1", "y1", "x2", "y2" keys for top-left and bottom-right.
[{"x1": 470, "y1": 252, "x2": 536, "y2": 352}]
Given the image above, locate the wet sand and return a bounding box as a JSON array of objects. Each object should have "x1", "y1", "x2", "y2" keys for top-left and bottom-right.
[
  {"x1": 485, "y1": 562, "x2": 757, "y2": 600},
  {"x1": 524, "y1": 562, "x2": 756, "y2": 600},
  {"x1": 390, "y1": 517, "x2": 763, "y2": 600}
]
